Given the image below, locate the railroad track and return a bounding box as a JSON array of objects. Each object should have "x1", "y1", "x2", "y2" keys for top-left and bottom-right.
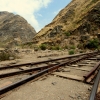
[{"x1": 0, "y1": 51, "x2": 100, "y2": 99}]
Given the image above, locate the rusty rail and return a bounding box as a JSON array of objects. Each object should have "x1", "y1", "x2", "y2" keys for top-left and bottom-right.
[
  {"x1": 83, "y1": 61, "x2": 100, "y2": 81},
  {"x1": 89, "y1": 69, "x2": 100, "y2": 100},
  {"x1": 0, "y1": 64, "x2": 57, "y2": 78},
  {"x1": 0, "y1": 53, "x2": 97, "y2": 95},
  {"x1": 0, "y1": 52, "x2": 96, "y2": 78},
  {"x1": 0, "y1": 51, "x2": 98, "y2": 70}
]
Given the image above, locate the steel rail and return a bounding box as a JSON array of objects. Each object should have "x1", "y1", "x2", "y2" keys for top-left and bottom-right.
[
  {"x1": 0, "y1": 53, "x2": 95, "y2": 78},
  {"x1": 89, "y1": 69, "x2": 100, "y2": 100},
  {"x1": 83, "y1": 61, "x2": 100, "y2": 80},
  {"x1": 0, "y1": 64, "x2": 57, "y2": 78},
  {"x1": 0, "y1": 53, "x2": 96, "y2": 95},
  {"x1": 0, "y1": 51, "x2": 98, "y2": 70}
]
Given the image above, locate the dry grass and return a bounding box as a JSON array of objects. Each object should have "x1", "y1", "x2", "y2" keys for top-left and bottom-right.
[
  {"x1": 0, "y1": 50, "x2": 16, "y2": 61},
  {"x1": 33, "y1": 0, "x2": 100, "y2": 48}
]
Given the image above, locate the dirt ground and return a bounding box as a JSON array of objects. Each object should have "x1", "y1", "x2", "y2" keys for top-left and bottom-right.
[
  {"x1": 0, "y1": 75, "x2": 92, "y2": 100},
  {"x1": 0, "y1": 49, "x2": 92, "y2": 100},
  {"x1": 0, "y1": 49, "x2": 69, "y2": 65}
]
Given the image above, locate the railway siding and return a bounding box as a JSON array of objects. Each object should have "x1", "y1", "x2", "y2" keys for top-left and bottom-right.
[{"x1": 0, "y1": 51, "x2": 100, "y2": 100}]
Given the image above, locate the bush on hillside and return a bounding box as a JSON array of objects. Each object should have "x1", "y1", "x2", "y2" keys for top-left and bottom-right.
[
  {"x1": 85, "y1": 38, "x2": 99, "y2": 49},
  {"x1": 63, "y1": 31, "x2": 71, "y2": 37},
  {"x1": 69, "y1": 45, "x2": 76, "y2": 49},
  {"x1": 39, "y1": 44, "x2": 47, "y2": 50},
  {"x1": 68, "y1": 50, "x2": 75, "y2": 55},
  {"x1": 50, "y1": 46, "x2": 62, "y2": 50},
  {"x1": 0, "y1": 51, "x2": 16, "y2": 61}
]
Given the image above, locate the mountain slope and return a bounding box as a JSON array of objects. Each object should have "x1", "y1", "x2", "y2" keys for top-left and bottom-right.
[
  {"x1": 0, "y1": 11, "x2": 36, "y2": 47},
  {"x1": 33, "y1": 0, "x2": 100, "y2": 50}
]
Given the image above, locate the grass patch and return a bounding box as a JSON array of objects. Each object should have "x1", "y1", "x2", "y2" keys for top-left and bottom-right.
[
  {"x1": 69, "y1": 45, "x2": 76, "y2": 49},
  {"x1": 0, "y1": 51, "x2": 16, "y2": 61},
  {"x1": 85, "y1": 38, "x2": 99, "y2": 49},
  {"x1": 92, "y1": 0, "x2": 98, "y2": 3},
  {"x1": 69, "y1": 50, "x2": 75, "y2": 55},
  {"x1": 50, "y1": 46, "x2": 62, "y2": 50},
  {"x1": 39, "y1": 44, "x2": 47, "y2": 50},
  {"x1": 64, "y1": 45, "x2": 68, "y2": 49},
  {"x1": 63, "y1": 31, "x2": 71, "y2": 37}
]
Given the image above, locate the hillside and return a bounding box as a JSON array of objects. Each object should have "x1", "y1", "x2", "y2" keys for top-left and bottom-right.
[
  {"x1": 33, "y1": 0, "x2": 100, "y2": 51},
  {"x1": 0, "y1": 11, "x2": 36, "y2": 48}
]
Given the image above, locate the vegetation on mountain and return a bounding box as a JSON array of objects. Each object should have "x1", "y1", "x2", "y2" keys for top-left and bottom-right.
[{"x1": 32, "y1": 0, "x2": 100, "y2": 52}]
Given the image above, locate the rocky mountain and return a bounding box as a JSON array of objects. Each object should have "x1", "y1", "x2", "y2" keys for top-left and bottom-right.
[
  {"x1": 0, "y1": 11, "x2": 36, "y2": 48},
  {"x1": 33, "y1": 0, "x2": 100, "y2": 50}
]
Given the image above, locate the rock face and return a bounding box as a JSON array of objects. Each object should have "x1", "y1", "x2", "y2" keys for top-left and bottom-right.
[
  {"x1": 0, "y1": 11, "x2": 36, "y2": 47},
  {"x1": 33, "y1": 0, "x2": 100, "y2": 50}
]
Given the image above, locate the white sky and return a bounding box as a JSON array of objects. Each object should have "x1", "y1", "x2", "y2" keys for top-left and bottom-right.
[
  {"x1": 0, "y1": 0, "x2": 71, "y2": 32},
  {"x1": 0, "y1": 0, "x2": 52, "y2": 32}
]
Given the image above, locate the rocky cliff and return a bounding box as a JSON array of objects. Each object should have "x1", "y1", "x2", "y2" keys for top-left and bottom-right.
[
  {"x1": 0, "y1": 11, "x2": 36, "y2": 47},
  {"x1": 33, "y1": 0, "x2": 100, "y2": 50}
]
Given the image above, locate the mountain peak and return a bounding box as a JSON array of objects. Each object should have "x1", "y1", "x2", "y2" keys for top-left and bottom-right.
[{"x1": 0, "y1": 11, "x2": 36, "y2": 48}]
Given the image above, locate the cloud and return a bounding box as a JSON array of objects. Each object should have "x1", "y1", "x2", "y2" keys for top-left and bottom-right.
[
  {"x1": 37, "y1": 13, "x2": 43, "y2": 17},
  {"x1": 0, "y1": 0, "x2": 52, "y2": 32}
]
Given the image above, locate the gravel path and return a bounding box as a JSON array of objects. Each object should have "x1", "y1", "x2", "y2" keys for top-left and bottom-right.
[
  {"x1": 0, "y1": 49, "x2": 93, "y2": 100},
  {"x1": 0, "y1": 75, "x2": 92, "y2": 100}
]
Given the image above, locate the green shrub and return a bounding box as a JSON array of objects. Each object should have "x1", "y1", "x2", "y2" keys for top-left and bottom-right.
[
  {"x1": 69, "y1": 45, "x2": 76, "y2": 49},
  {"x1": 50, "y1": 46, "x2": 55, "y2": 50},
  {"x1": 55, "y1": 46, "x2": 61, "y2": 50},
  {"x1": 51, "y1": 46, "x2": 61, "y2": 50},
  {"x1": 92, "y1": 0, "x2": 98, "y2": 3},
  {"x1": 63, "y1": 31, "x2": 71, "y2": 37},
  {"x1": 64, "y1": 45, "x2": 68, "y2": 49},
  {"x1": 39, "y1": 44, "x2": 47, "y2": 50},
  {"x1": 85, "y1": 38, "x2": 99, "y2": 49},
  {"x1": 69, "y1": 50, "x2": 75, "y2": 55},
  {"x1": 97, "y1": 46, "x2": 100, "y2": 50}
]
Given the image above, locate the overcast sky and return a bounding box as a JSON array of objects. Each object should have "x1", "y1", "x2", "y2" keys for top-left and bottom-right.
[{"x1": 0, "y1": 0, "x2": 71, "y2": 32}]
